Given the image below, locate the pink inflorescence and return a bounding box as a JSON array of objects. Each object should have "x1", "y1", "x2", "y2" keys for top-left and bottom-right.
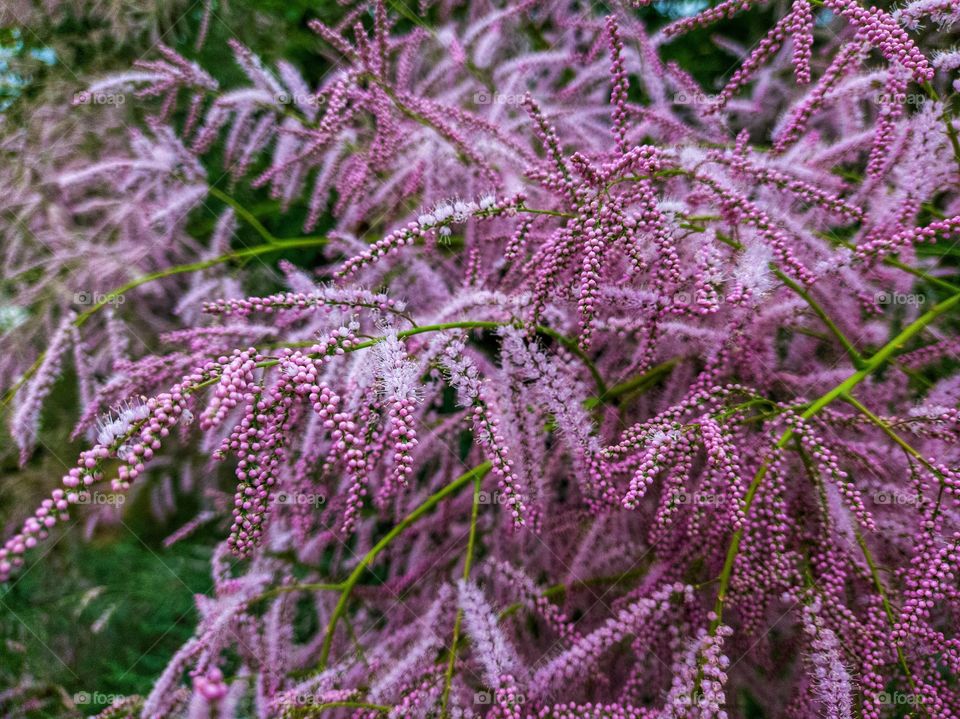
[{"x1": 3, "y1": 1, "x2": 960, "y2": 717}]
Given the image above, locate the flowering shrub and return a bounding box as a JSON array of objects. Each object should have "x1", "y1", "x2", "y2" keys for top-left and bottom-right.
[{"x1": 2, "y1": 0, "x2": 960, "y2": 717}]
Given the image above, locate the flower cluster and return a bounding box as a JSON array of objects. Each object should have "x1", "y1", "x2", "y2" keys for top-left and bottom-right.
[{"x1": 3, "y1": 0, "x2": 960, "y2": 717}]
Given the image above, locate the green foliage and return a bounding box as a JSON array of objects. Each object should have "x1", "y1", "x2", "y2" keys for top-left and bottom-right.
[{"x1": 1, "y1": 524, "x2": 216, "y2": 716}]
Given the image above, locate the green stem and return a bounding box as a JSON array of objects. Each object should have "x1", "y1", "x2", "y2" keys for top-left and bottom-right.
[
  {"x1": 208, "y1": 185, "x2": 281, "y2": 245},
  {"x1": 710, "y1": 289, "x2": 960, "y2": 631},
  {"x1": 74, "y1": 238, "x2": 328, "y2": 329},
  {"x1": 921, "y1": 82, "x2": 960, "y2": 174},
  {"x1": 855, "y1": 531, "x2": 921, "y2": 699},
  {"x1": 440, "y1": 471, "x2": 484, "y2": 717},
  {"x1": 318, "y1": 462, "x2": 492, "y2": 670},
  {"x1": 775, "y1": 271, "x2": 866, "y2": 368},
  {"x1": 826, "y1": 234, "x2": 960, "y2": 293},
  {"x1": 590, "y1": 357, "x2": 680, "y2": 406},
  {"x1": 289, "y1": 701, "x2": 391, "y2": 719},
  {"x1": 840, "y1": 394, "x2": 942, "y2": 481},
  {"x1": 253, "y1": 321, "x2": 607, "y2": 398},
  {"x1": 881, "y1": 255, "x2": 960, "y2": 293},
  {"x1": 0, "y1": 237, "x2": 328, "y2": 413},
  {"x1": 795, "y1": 441, "x2": 920, "y2": 696},
  {"x1": 716, "y1": 232, "x2": 869, "y2": 367},
  {"x1": 517, "y1": 205, "x2": 576, "y2": 219},
  {"x1": 537, "y1": 326, "x2": 608, "y2": 397},
  {"x1": 252, "y1": 582, "x2": 344, "y2": 603},
  {"x1": 841, "y1": 392, "x2": 949, "y2": 527}
]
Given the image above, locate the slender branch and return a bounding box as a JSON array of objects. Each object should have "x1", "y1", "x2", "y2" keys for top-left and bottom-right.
[
  {"x1": 716, "y1": 231, "x2": 869, "y2": 367},
  {"x1": 710, "y1": 289, "x2": 960, "y2": 631},
  {"x1": 291, "y1": 701, "x2": 391, "y2": 719},
  {"x1": 825, "y1": 233, "x2": 960, "y2": 293},
  {"x1": 840, "y1": 394, "x2": 942, "y2": 481},
  {"x1": 74, "y1": 238, "x2": 329, "y2": 329},
  {"x1": 209, "y1": 185, "x2": 282, "y2": 245},
  {"x1": 498, "y1": 565, "x2": 652, "y2": 620},
  {"x1": 795, "y1": 439, "x2": 921, "y2": 697},
  {"x1": 440, "y1": 471, "x2": 484, "y2": 717},
  {"x1": 775, "y1": 271, "x2": 866, "y2": 368},
  {"x1": 536, "y1": 326, "x2": 608, "y2": 397},
  {"x1": 259, "y1": 321, "x2": 608, "y2": 398},
  {"x1": 318, "y1": 462, "x2": 492, "y2": 670},
  {"x1": 591, "y1": 357, "x2": 680, "y2": 407},
  {"x1": 0, "y1": 237, "x2": 328, "y2": 414},
  {"x1": 517, "y1": 205, "x2": 576, "y2": 219},
  {"x1": 882, "y1": 255, "x2": 960, "y2": 293},
  {"x1": 252, "y1": 582, "x2": 344, "y2": 603},
  {"x1": 921, "y1": 81, "x2": 960, "y2": 174},
  {"x1": 841, "y1": 392, "x2": 950, "y2": 527},
  {"x1": 855, "y1": 530, "x2": 922, "y2": 699}
]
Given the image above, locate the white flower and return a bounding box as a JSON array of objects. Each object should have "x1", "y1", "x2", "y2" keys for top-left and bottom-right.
[
  {"x1": 733, "y1": 242, "x2": 774, "y2": 299},
  {"x1": 452, "y1": 200, "x2": 470, "y2": 222},
  {"x1": 96, "y1": 401, "x2": 150, "y2": 449},
  {"x1": 433, "y1": 203, "x2": 453, "y2": 222},
  {"x1": 909, "y1": 404, "x2": 951, "y2": 419},
  {"x1": 647, "y1": 428, "x2": 681, "y2": 447},
  {"x1": 659, "y1": 199, "x2": 686, "y2": 219}
]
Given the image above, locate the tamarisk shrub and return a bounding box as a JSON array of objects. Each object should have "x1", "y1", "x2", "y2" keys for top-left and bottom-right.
[
  {"x1": 3, "y1": 0, "x2": 960, "y2": 717},
  {"x1": 0, "y1": 114, "x2": 260, "y2": 465}
]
